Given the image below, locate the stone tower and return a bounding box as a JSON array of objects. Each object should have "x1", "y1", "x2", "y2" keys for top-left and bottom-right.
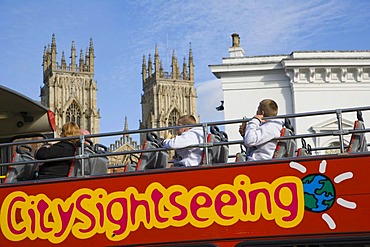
[
  {"x1": 140, "y1": 44, "x2": 197, "y2": 143},
  {"x1": 40, "y1": 34, "x2": 100, "y2": 136}
]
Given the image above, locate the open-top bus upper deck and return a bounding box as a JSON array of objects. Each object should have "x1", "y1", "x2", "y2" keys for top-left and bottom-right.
[{"x1": 0, "y1": 86, "x2": 370, "y2": 246}]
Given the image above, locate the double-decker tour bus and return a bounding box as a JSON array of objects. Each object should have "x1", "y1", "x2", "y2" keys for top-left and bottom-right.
[{"x1": 0, "y1": 85, "x2": 369, "y2": 247}]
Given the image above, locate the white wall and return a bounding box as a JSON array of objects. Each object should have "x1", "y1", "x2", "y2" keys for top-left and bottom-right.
[{"x1": 210, "y1": 40, "x2": 370, "y2": 157}]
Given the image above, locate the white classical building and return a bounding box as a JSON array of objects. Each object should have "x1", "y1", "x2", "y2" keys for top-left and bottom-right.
[{"x1": 209, "y1": 34, "x2": 370, "y2": 155}]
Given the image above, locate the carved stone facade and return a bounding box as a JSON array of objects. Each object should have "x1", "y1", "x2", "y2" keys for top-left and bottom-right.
[
  {"x1": 140, "y1": 45, "x2": 197, "y2": 143},
  {"x1": 40, "y1": 34, "x2": 100, "y2": 137}
]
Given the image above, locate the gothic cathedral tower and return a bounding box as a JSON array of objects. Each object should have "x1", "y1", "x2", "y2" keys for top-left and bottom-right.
[
  {"x1": 40, "y1": 34, "x2": 100, "y2": 136},
  {"x1": 140, "y1": 45, "x2": 197, "y2": 143}
]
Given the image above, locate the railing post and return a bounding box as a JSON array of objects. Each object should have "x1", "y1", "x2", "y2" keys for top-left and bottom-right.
[
  {"x1": 80, "y1": 135, "x2": 85, "y2": 176},
  {"x1": 336, "y1": 109, "x2": 345, "y2": 153},
  {"x1": 202, "y1": 123, "x2": 209, "y2": 165}
]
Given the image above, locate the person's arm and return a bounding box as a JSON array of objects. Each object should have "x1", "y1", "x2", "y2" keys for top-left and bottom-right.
[
  {"x1": 35, "y1": 142, "x2": 74, "y2": 159},
  {"x1": 163, "y1": 131, "x2": 197, "y2": 149},
  {"x1": 244, "y1": 119, "x2": 279, "y2": 147}
]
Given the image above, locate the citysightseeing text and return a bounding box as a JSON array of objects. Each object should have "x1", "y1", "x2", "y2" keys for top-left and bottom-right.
[{"x1": 0, "y1": 174, "x2": 304, "y2": 244}]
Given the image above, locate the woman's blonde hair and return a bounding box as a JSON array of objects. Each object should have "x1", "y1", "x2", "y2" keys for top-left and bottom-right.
[{"x1": 61, "y1": 122, "x2": 80, "y2": 142}]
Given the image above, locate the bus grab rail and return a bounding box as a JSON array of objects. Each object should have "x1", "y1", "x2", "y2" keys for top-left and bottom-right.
[{"x1": 0, "y1": 105, "x2": 369, "y2": 177}]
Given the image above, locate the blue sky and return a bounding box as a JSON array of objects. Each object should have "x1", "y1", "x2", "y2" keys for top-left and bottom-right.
[{"x1": 1, "y1": 0, "x2": 370, "y2": 145}]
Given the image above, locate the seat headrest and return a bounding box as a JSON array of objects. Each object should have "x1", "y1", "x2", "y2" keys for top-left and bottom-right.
[
  {"x1": 284, "y1": 118, "x2": 295, "y2": 133},
  {"x1": 357, "y1": 110, "x2": 364, "y2": 122}
]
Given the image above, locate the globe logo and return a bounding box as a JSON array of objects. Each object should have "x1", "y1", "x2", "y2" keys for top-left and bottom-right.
[
  {"x1": 302, "y1": 174, "x2": 336, "y2": 213},
  {"x1": 291, "y1": 160, "x2": 356, "y2": 229}
]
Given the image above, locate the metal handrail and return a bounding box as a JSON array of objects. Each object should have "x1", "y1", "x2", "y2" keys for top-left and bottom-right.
[{"x1": 1, "y1": 106, "x2": 370, "y2": 178}]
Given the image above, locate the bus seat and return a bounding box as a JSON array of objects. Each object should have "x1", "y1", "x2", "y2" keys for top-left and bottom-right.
[
  {"x1": 202, "y1": 133, "x2": 219, "y2": 165},
  {"x1": 124, "y1": 153, "x2": 139, "y2": 172},
  {"x1": 273, "y1": 119, "x2": 296, "y2": 158},
  {"x1": 147, "y1": 132, "x2": 168, "y2": 169},
  {"x1": 137, "y1": 143, "x2": 168, "y2": 170},
  {"x1": 71, "y1": 141, "x2": 108, "y2": 176},
  {"x1": 155, "y1": 148, "x2": 169, "y2": 169},
  {"x1": 136, "y1": 141, "x2": 162, "y2": 170},
  {"x1": 70, "y1": 141, "x2": 93, "y2": 177},
  {"x1": 348, "y1": 111, "x2": 368, "y2": 153},
  {"x1": 5, "y1": 145, "x2": 38, "y2": 183},
  {"x1": 202, "y1": 126, "x2": 229, "y2": 165},
  {"x1": 136, "y1": 132, "x2": 167, "y2": 170},
  {"x1": 90, "y1": 144, "x2": 109, "y2": 174},
  {"x1": 235, "y1": 144, "x2": 247, "y2": 163},
  {"x1": 297, "y1": 139, "x2": 312, "y2": 157},
  {"x1": 125, "y1": 164, "x2": 137, "y2": 172},
  {"x1": 136, "y1": 140, "x2": 156, "y2": 171},
  {"x1": 218, "y1": 130, "x2": 229, "y2": 163},
  {"x1": 67, "y1": 145, "x2": 80, "y2": 177}
]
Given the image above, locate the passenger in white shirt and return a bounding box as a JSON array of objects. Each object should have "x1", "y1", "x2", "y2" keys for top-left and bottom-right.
[
  {"x1": 239, "y1": 99, "x2": 284, "y2": 161},
  {"x1": 163, "y1": 115, "x2": 204, "y2": 167}
]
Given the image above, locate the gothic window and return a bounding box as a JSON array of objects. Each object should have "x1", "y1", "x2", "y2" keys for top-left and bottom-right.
[
  {"x1": 168, "y1": 109, "x2": 180, "y2": 135},
  {"x1": 66, "y1": 101, "x2": 81, "y2": 126}
]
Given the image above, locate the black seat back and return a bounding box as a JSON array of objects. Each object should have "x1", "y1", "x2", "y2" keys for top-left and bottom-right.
[
  {"x1": 91, "y1": 143, "x2": 109, "y2": 174},
  {"x1": 5, "y1": 145, "x2": 38, "y2": 183},
  {"x1": 202, "y1": 126, "x2": 229, "y2": 165},
  {"x1": 273, "y1": 119, "x2": 296, "y2": 158},
  {"x1": 72, "y1": 141, "x2": 108, "y2": 176},
  {"x1": 235, "y1": 144, "x2": 247, "y2": 163},
  {"x1": 137, "y1": 132, "x2": 168, "y2": 170},
  {"x1": 216, "y1": 128, "x2": 229, "y2": 163},
  {"x1": 137, "y1": 141, "x2": 159, "y2": 170},
  {"x1": 297, "y1": 139, "x2": 312, "y2": 157}
]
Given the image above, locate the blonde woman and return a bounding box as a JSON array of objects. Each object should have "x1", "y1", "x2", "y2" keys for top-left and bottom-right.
[{"x1": 36, "y1": 122, "x2": 80, "y2": 179}]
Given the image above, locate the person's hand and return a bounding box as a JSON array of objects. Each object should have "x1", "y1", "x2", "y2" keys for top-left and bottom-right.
[
  {"x1": 40, "y1": 142, "x2": 52, "y2": 148},
  {"x1": 165, "y1": 131, "x2": 173, "y2": 139},
  {"x1": 254, "y1": 114, "x2": 265, "y2": 123},
  {"x1": 239, "y1": 122, "x2": 246, "y2": 137}
]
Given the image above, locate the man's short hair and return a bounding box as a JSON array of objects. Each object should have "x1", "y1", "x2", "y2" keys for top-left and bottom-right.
[
  {"x1": 259, "y1": 99, "x2": 278, "y2": 117},
  {"x1": 178, "y1": 114, "x2": 197, "y2": 125}
]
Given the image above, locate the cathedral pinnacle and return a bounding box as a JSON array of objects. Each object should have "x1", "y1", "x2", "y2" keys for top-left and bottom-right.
[
  {"x1": 51, "y1": 34, "x2": 57, "y2": 70},
  {"x1": 188, "y1": 44, "x2": 194, "y2": 81},
  {"x1": 148, "y1": 54, "x2": 153, "y2": 76},
  {"x1": 154, "y1": 43, "x2": 160, "y2": 74},
  {"x1": 88, "y1": 38, "x2": 95, "y2": 74},
  {"x1": 85, "y1": 48, "x2": 89, "y2": 67},
  {"x1": 61, "y1": 51, "x2": 66, "y2": 70},
  {"x1": 79, "y1": 49, "x2": 84, "y2": 71},
  {"x1": 51, "y1": 34, "x2": 56, "y2": 49},
  {"x1": 171, "y1": 50, "x2": 179, "y2": 79},
  {"x1": 124, "y1": 116, "x2": 128, "y2": 131},
  {"x1": 182, "y1": 57, "x2": 188, "y2": 80},
  {"x1": 71, "y1": 40, "x2": 77, "y2": 71},
  {"x1": 142, "y1": 55, "x2": 147, "y2": 83},
  {"x1": 89, "y1": 38, "x2": 94, "y2": 53}
]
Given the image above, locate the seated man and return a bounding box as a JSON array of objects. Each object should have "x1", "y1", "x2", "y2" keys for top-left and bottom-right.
[
  {"x1": 162, "y1": 115, "x2": 204, "y2": 167},
  {"x1": 239, "y1": 99, "x2": 284, "y2": 161}
]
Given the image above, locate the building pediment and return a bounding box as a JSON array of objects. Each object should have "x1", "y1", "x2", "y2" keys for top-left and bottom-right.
[{"x1": 310, "y1": 117, "x2": 354, "y2": 132}]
